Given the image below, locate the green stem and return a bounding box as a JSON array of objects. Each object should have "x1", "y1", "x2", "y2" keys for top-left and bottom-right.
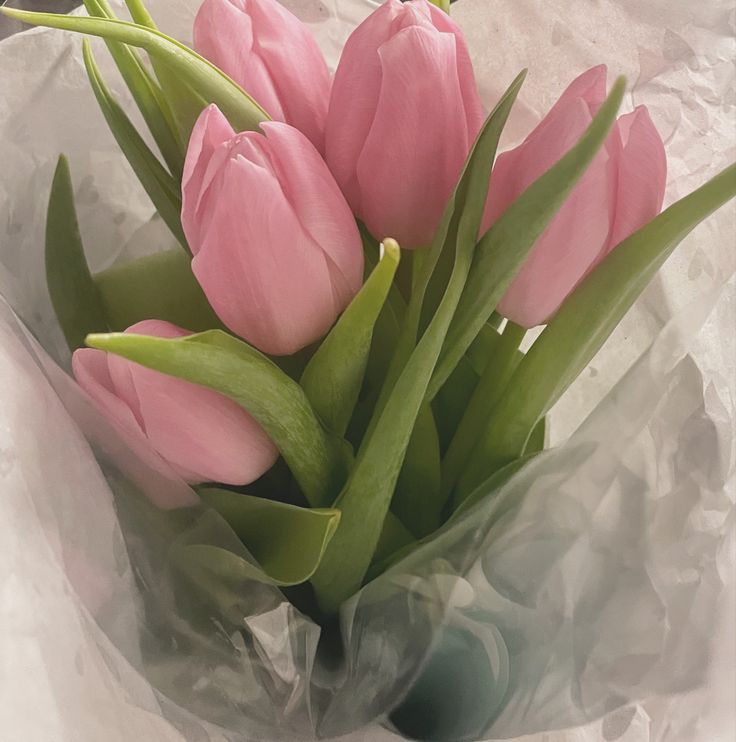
[{"x1": 443, "y1": 320, "x2": 526, "y2": 509}]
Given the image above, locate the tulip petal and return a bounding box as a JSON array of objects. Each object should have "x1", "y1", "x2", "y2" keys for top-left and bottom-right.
[
  {"x1": 483, "y1": 97, "x2": 598, "y2": 229},
  {"x1": 72, "y1": 348, "x2": 192, "y2": 507},
  {"x1": 181, "y1": 104, "x2": 235, "y2": 250},
  {"x1": 194, "y1": 0, "x2": 330, "y2": 150},
  {"x1": 497, "y1": 147, "x2": 617, "y2": 327},
  {"x1": 130, "y1": 362, "x2": 278, "y2": 486},
  {"x1": 193, "y1": 0, "x2": 285, "y2": 121},
  {"x1": 426, "y1": 2, "x2": 484, "y2": 143},
  {"x1": 260, "y1": 121, "x2": 363, "y2": 302},
  {"x1": 608, "y1": 106, "x2": 667, "y2": 250},
  {"x1": 192, "y1": 155, "x2": 341, "y2": 355},
  {"x1": 245, "y1": 0, "x2": 331, "y2": 151},
  {"x1": 356, "y1": 25, "x2": 472, "y2": 248},
  {"x1": 325, "y1": 0, "x2": 401, "y2": 210}
]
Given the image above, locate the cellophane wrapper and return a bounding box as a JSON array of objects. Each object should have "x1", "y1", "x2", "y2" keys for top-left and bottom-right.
[{"x1": 0, "y1": 1, "x2": 734, "y2": 741}]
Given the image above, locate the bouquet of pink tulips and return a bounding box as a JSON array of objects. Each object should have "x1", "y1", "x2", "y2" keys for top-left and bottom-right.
[{"x1": 2, "y1": 0, "x2": 734, "y2": 739}]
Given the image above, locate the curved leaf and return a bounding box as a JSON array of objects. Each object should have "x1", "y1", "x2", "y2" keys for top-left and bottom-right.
[
  {"x1": 0, "y1": 7, "x2": 268, "y2": 132},
  {"x1": 45, "y1": 155, "x2": 109, "y2": 351},
  {"x1": 429, "y1": 76, "x2": 627, "y2": 399},
  {"x1": 82, "y1": 40, "x2": 188, "y2": 249},
  {"x1": 197, "y1": 488, "x2": 341, "y2": 585},
  {"x1": 82, "y1": 0, "x2": 184, "y2": 177},
  {"x1": 459, "y1": 162, "x2": 736, "y2": 495},
  {"x1": 301, "y1": 239, "x2": 400, "y2": 437},
  {"x1": 85, "y1": 329, "x2": 350, "y2": 507}
]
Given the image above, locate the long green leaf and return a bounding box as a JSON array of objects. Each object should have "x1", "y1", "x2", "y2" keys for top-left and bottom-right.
[
  {"x1": 428, "y1": 76, "x2": 627, "y2": 400},
  {"x1": 309, "y1": 72, "x2": 530, "y2": 613},
  {"x1": 443, "y1": 321, "x2": 526, "y2": 506},
  {"x1": 365, "y1": 69, "x2": 528, "y2": 439},
  {"x1": 45, "y1": 155, "x2": 109, "y2": 351},
  {"x1": 301, "y1": 239, "x2": 400, "y2": 437},
  {"x1": 82, "y1": 40, "x2": 188, "y2": 249},
  {"x1": 0, "y1": 7, "x2": 268, "y2": 133},
  {"x1": 94, "y1": 248, "x2": 224, "y2": 332},
  {"x1": 85, "y1": 329, "x2": 350, "y2": 507},
  {"x1": 82, "y1": 0, "x2": 184, "y2": 178},
  {"x1": 392, "y1": 403, "x2": 442, "y2": 538},
  {"x1": 196, "y1": 488, "x2": 341, "y2": 585},
  {"x1": 457, "y1": 162, "x2": 736, "y2": 497},
  {"x1": 122, "y1": 0, "x2": 157, "y2": 28}
]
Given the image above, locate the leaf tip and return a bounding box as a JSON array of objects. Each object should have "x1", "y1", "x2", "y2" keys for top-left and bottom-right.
[{"x1": 380, "y1": 238, "x2": 401, "y2": 264}]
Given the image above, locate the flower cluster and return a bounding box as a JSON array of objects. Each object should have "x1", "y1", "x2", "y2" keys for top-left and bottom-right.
[{"x1": 74, "y1": 0, "x2": 666, "y2": 486}]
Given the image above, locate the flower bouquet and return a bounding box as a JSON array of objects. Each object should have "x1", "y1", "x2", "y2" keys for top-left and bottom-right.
[{"x1": 0, "y1": 0, "x2": 734, "y2": 740}]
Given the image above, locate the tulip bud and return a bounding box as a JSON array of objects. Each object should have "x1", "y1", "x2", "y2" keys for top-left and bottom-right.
[
  {"x1": 325, "y1": 0, "x2": 484, "y2": 249},
  {"x1": 182, "y1": 104, "x2": 364, "y2": 356},
  {"x1": 193, "y1": 0, "x2": 331, "y2": 151},
  {"x1": 73, "y1": 320, "x2": 278, "y2": 486},
  {"x1": 484, "y1": 65, "x2": 667, "y2": 328}
]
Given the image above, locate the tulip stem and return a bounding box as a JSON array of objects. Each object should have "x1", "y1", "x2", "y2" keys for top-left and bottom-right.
[{"x1": 442, "y1": 320, "x2": 526, "y2": 511}]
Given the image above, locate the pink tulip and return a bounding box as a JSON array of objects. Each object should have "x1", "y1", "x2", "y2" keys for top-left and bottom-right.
[
  {"x1": 181, "y1": 105, "x2": 364, "y2": 356},
  {"x1": 325, "y1": 0, "x2": 484, "y2": 249},
  {"x1": 73, "y1": 320, "x2": 278, "y2": 487},
  {"x1": 484, "y1": 65, "x2": 667, "y2": 328},
  {"x1": 193, "y1": 0, "x2": 331, "y2": 151}
]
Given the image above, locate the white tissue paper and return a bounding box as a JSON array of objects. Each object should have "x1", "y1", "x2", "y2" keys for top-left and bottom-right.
[{"x1": 0, "y1": 1, "x2": 734, "y2": 741}]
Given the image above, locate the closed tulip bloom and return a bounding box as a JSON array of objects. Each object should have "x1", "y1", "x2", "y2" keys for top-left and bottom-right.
[
  {"x1": 484, "y1": 65, "x2": 667, "y2": 328},
  {"x1": 325, "y1": 0, "x2": 484, "y2": 249},
  {"x1": 193, "y1": 0, "x2": 331, "y2": 151},
  {"x1": 73, "y1": 320, "x2": 278, "y2": 488},
  {"x1": 182, "y1": 105, "x2": 364, "y2": 356}
]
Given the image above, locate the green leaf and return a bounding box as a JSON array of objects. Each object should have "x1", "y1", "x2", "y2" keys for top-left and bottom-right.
[
  {"x1": 122, "y1": 0, "x2": 157, "y2": 28},
  {"x1": 94, "y1": 248, "x2": 224, "y2": 332},
  {"x1": 82, "y1": 0, "x2": 184, "y2": 178},
  {"x1": 373, "y1": 511, "x2": 417, "y2": 568},
  {"x1": 392, "y1": 403, "x2": 442, "y2": 538},
  {"x1": 82, "y1": 40, "x2": 188, "y2": 249},
  {"x1": 428, "y1": 76, "x2": 628, "y2": 400},
  {"x1": 45, "y1": 155, "x2": 109, "y2": 351},
  {"x1": 301, "y1": 239, "x2": 400, "y2": 437},
  {"x1": 196, "y1": 488, "x2": 341, "y2": 585},
  {"x1": 458, "y1": 162, "x2": 736, "y2": 496},
  {"x1": 85, "y1": 329, "x2": 350, "y2": 507},
  {"x1": 0, "y1": 7, "x2": 268, "y2": 133},
  {"x1": 443, "y1": 321, "x2": 526, "y2": 508},
  {"x1": 365, "y1": 69, "x2": 528, "y2": 439},
  {"x1": 309, "y1": 71, "x2": 529, "y2": 614}
]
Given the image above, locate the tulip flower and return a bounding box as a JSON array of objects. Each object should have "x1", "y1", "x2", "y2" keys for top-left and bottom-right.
[
  {"x1": 193, "y1": 0, "x2": 331, "y2": 151},
  {"x1": 325, "y1": 0, "x2": 484, "y2": 249},
  {"x1": 73, "y1": 320, "x2": 278, "y2": 486},
  {"x1": 181, "y1": 105, "x2": 364, "y2": 356},
  {"x1": 484, "y1": 65, "x2": 667, "y2": 328}
]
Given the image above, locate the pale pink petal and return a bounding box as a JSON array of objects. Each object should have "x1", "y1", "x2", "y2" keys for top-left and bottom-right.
[
  {"x1": 325, "y1": 0, "x2": 403, "y2": 210},
  {"x1": 72, "y1": 349, "x2": 193, "y2": 508},
  {"x1": 607, "y1": 106, "x2": 667, "y2": 250},
  {"x1": 129, "y1": 363, "x2": 278, "y2": 486},
  {"x1": 426, "y1": 2, "x2": 484, "y2": 143},
  {"x1": 194, "y1": 0, "x2": 330, "y2": 150},
  {"x1": 192, "y1": 156, "x2": 339, "y2": 355},
  {"x1": 497, "y1": 151, "x2": 617, "y2": 327},
  {"x1": 356, "y1": 25, "x2": 472, "y2": 248},
  {"x1": 182, "y1": 104, "x2": 235, "y2": 251},
  {"x1": 193, "y1": 0, "x2": 285, "y2": 120},
  {"x1": 483, "y1": 98, "x2": 597, "y2": 231},
  {"x1": 260, "y1": 121, "x2": 363, "y2": 301},
  {"x1": 245, "y1": 0, "x2": 331, "y2": 151}
]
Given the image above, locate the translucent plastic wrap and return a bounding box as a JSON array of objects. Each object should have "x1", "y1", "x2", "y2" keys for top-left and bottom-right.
[{"x1": 0, "y1": 1, "x2": 734, "y2": 741}]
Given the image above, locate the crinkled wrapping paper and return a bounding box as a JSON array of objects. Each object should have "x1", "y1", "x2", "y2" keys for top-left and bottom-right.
[{"x1": 0, "y1": 1, "x2": 734, "y2": 741}]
